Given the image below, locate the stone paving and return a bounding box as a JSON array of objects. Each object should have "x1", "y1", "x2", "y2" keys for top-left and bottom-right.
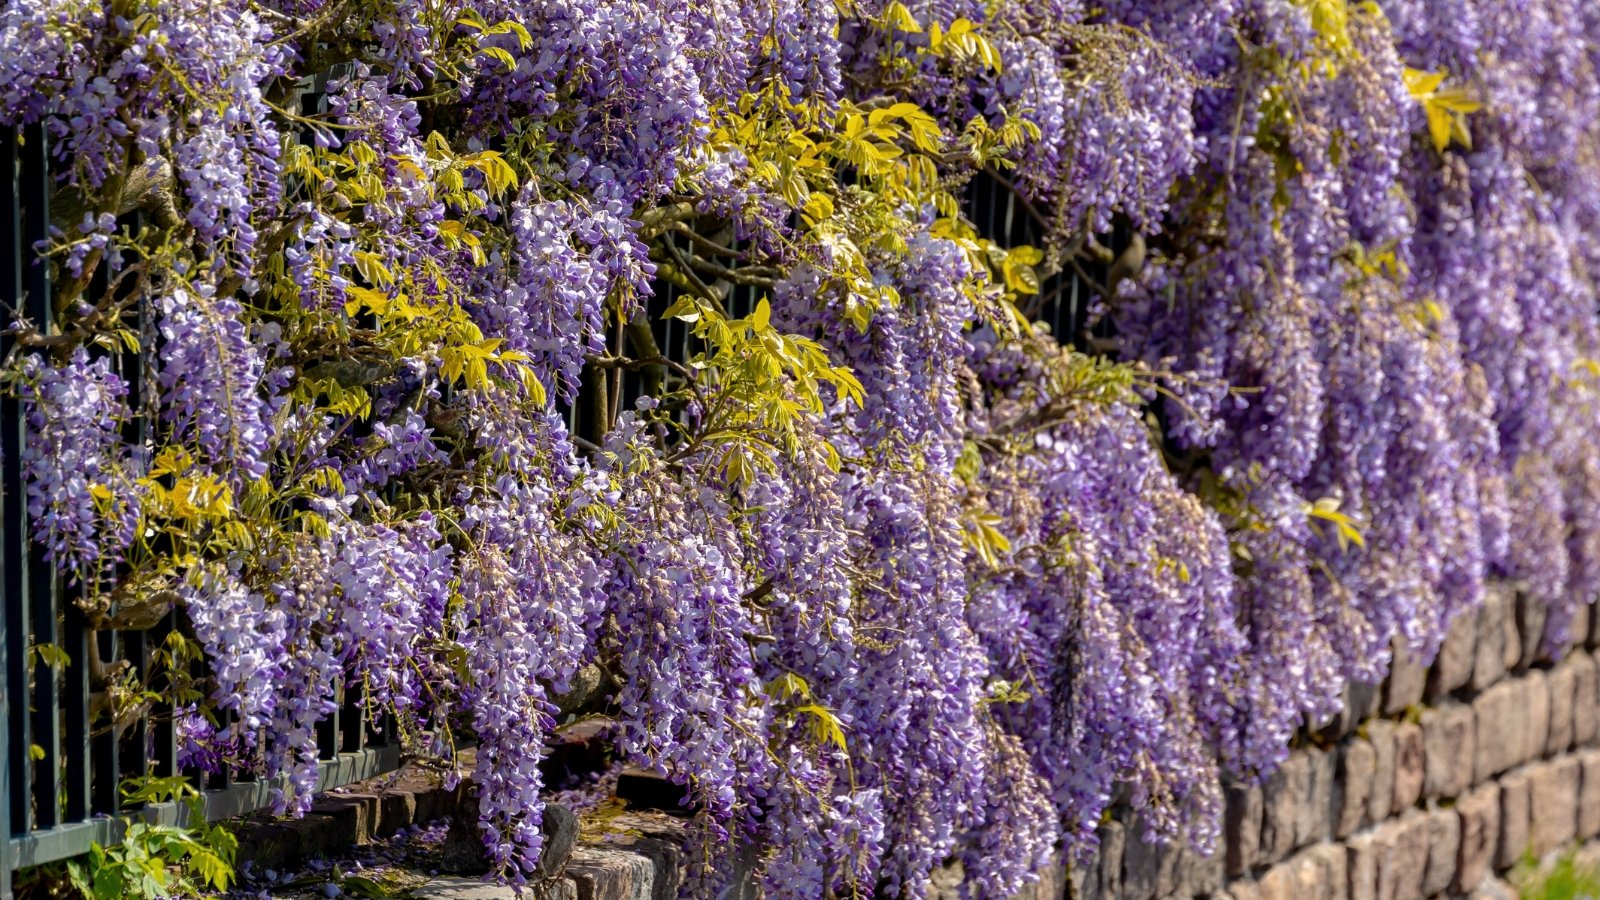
[{"x1": 415, "y1": 877, "x2": 518, "y2": 899}]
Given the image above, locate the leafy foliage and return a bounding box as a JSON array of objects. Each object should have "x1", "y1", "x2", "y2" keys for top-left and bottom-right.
[{"x1": 4, "y1": 0, "x2": 1600, "y2": 895}]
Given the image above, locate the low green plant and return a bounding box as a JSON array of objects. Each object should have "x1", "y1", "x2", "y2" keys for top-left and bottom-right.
[
  {"x1": 1512, "y1": 848, "x2": 1600, "y2": 900},
  {"x1": 61, "y1": 777, "x2": 237, "y2": 899}
]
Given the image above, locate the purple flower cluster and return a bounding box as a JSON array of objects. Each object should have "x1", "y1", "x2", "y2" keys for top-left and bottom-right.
[
  {"x1": 455, "y1": 393, "x2": 610, "y2": 883},
  {"x1": 155, "y1": 284, "x2": 276, "y2": 480},
  {"x1": 18, "y1": 349, "x2": 139, "y2": 583},
  {"x1": 346, "y1": 412, "x2": 446, "y2": 489},
  {"x1": 477, "y1": 192, "x2": 652, "y2": 404},
  {"x1": 180, "y1": 565, "x2": 288, "y2": 735},
  {"x1": 13, "y1": 0, "x2": 1600, "y2": 894}
]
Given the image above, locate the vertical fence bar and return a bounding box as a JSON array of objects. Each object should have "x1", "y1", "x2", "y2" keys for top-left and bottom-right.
[
  {"x1": 316, "y1": 688, "x2": 342, "y2": 761},
  {"x1": 0, "y1": 121, "x2": 21, "y2": 900},
  {"x1": 340, "y1": 688, "x2": 365, "y2": 753},
  {"x1": 115, "y1": 631, "x2": 148, "y2": 807},
  {"x1": 122, "y1": 210, "x2": 159, "y2": 800},
  {"x1": 5, "y1": 125, "x2": 35, "y2": 842},
  {"x1": 61, "y1": 598, "x2": 89, "y2": 822},
  {"x1": 148, "y1": 611, "x2": 177, "y2": 780},
  {"x1": 206, "y1": 711, "x2": 233, "y2": 790},
  {"x1": 90, "y1": 631, "x2": 120, "y2": 814},
  {"x1": 63, "y1": 213, "x2": 98, "y2": 820},
  {"x1": 21, "y1": 123, "x2": 60, "y2": 832}
]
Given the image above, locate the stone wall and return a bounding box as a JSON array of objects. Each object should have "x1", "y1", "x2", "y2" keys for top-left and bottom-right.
[
  {"x1": 261, "y1": 581, "x2": 1600, "y2": 900},
  {"x1": 1065, "y1": 584, "x2": 1600, "y2": 900}
]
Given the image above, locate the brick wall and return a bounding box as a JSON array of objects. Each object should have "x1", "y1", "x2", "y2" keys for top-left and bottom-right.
[{"x1": 1058, "y1": 584, "x2": 1600, "y2": 900}]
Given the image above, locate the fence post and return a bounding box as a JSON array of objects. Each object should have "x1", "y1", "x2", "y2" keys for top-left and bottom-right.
[{"x1": 0, "y1": 123, "x2": 21, "y2": 900}]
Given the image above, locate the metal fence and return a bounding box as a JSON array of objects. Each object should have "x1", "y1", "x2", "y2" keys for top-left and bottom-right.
[
  {"x1": 0, "y1": 124, "x2": 402, "y2": 900},
  {"x1": 0, "y1": 111, "x2": 1109, "y2": 896}
]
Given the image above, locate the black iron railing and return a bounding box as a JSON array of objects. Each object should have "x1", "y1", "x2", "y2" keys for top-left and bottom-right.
[{"x1": 0, "y1": 125, "x2": 402, "y2": 900}]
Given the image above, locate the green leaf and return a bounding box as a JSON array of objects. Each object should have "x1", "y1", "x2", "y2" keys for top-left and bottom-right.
[
  {"x1": 188, "y1": 848, "x2": 233, "y2": 892},
  {"x1": 792, "y1": 703, "x2": 848, "y2": 752},
  {"x1": 480, "y1": 45, "x2": 519, "y2": 72},
  {"x1": 883, "y1": 1, "x2": 922, "y2": 33},
  {"x1": 341, "y1": 874, "x2": 400, "y2": 898},
  {"x1": 34, "y1": 643, "x2": 71, "y2": 669},
  {"x1": 765, "y1": 672, "x2": 811, "y2": 701}
]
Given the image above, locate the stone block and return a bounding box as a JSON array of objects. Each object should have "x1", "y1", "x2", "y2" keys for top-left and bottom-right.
[
  {"x1": 615, "y1": 768, "x2": 689, "y2": 814},
  {"x1": 1528, "y1": 668, "x2": 1552, "y2": 761},
  {"x1": 567, "y1": 848, "x2": 656, "y2": 900},
  {"x1": 233, "y1": 820, "x2": 306, "y2": 872},
  {"x1": 1225, "y1": 780, "x2": 1263, "y2": 877},
  {"x1": 1305, "y1": 843, "x2": 1347, "y2": 900},
  {"x1": 1097, "y1": 820, "x2": 1124, "y2": 900},
  {"x1": 1570, "y1": 604, "x2": 1591, "y2": 658},
  {"x1": 1347, "y1": 831, "x2": 1382, "y2": 900},
  {"x1": 1385, "y1": 642, "x2": 1428, "y2": 715},
  {"x1": 539, "y1": 804, "x2": 579, "y2": 878},
  {"x1": 1174, "y1": 843, "x2": 1225, "y2": 898},
  {"x1": 1337, "y1": 739, "x2": 1376, "y2": 837},
  {"x1": 1124, "y1": 835, "x2": 1220, "y2": 900},
  {"x1": 1375, "y1": 812, "x2": 1429, "y2": 900},
  {"x1": 1222, "y1": 879, "x2": 1259, "y2": 900},
  {"x1": 1573, "y1": 652, "x2": 1600, "y2": 747},
  {"x1": 1392, "y1": 722, "x2": 1425, "y2": 814},
  {"x1": 422, "y1": 875, "x2": 523, "y2": 898},
  {"x1": 427, "y1": 877, "x2": 580, "y2": 900},
  {"x1": 1578, "y1": 842, "x2": 1600, "y2": 877},
  {"x1": 1068, "y1": 859, "x2": 1095, "y2": 900},
  {"x1": 1016, "y1": 864, "x2": 1065, "y2": 900},
  {"x1": 1299, "y1": 748, "x2": 1337, "y2": 848},
  {"x1": 1517, "y1": 590, "x2": 1548, "y2": 670},
  {"x1": 441, "y1": 804, "x2": 490, "y2": 876},
  {"x1": 1454, "y1": 783, "x2": 1501, "y2": 894},
  {"x1": 1366, "y1": 720, "x2": 1397, "y2": 823},
  {"x1": 929, "y1": 861, "x2": 964, "y2": 900},
  {"x1": 1578, "y1": 748, "x2": 1600, "y2": 840},
  {"x1": 600, "y1": 815, "x2": 685, "y2": 900},
  {"x1": 1121, "y1": 822, "x2": 1178, "y2": 900},
  {"x1": 376, "y1": 789, "x2": 417, "y2": 838},
  {"x1": 1422, "y1": 807, "x2": 1462, "y2": 897},
  {"x1": 1495, "y1": 768, "x2": 1532, "y2": 869},
  {"x1": 1475, "y1": 680, "x2": 1530, "y2": 781},
  {"x1": 1422, "y1": 702, "x2": 1476, "y2": 799},
  {"x1": 308, "y1": 793, "x2": 380, "y2": 846},
  {"x1": 1256, "y1": 849, "x2": 1339, "y2": 900},
  {"x1": 1529, "y1": 757, "x2": 1580, "y2": 857},
  {"x1": 1467, "y1": 877, "x2": 1520, "y2": 900},
  {"x1": 1259, "y1": 752, "x2": 1309, "y2": 865},
  {"x1": 380, "y1": 770, "x2": 453, "y2": 825},
  {"x1": 1290, "y1": 857, "x2": 1326, "y2": 900},
  {"x1": 293, "y1": 813, "x2": 346, "y2": 862},
  {"x1": 1326, "y1": 681, "x2": 1382, "y2": 740},
  {"x1": 1254, "y1": 860, "x2": 1297, "y2": 900},
  {"x1": 1548, "y1": 658, "x2": 1579, "y2": 756},
  {"x1": 1474, "y1": 585, "x2": 1516, "y2": 691},
  {"x1": 1430, "y1": 611, "x2": 1478, "y2": 698}
]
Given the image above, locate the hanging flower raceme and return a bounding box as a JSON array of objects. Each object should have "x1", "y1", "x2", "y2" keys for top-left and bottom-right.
[
  {"x1": 7, "y1": 0, "x2": 1600, "y2": 893},
  {"x1": 17, "y1": 348, "x2": 140, "y2": 583}
]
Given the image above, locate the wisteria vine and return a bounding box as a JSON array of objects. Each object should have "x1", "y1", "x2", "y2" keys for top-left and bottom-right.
[{"x1": 3, "y1": 0, "x2": 1599, "y2": 896}]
